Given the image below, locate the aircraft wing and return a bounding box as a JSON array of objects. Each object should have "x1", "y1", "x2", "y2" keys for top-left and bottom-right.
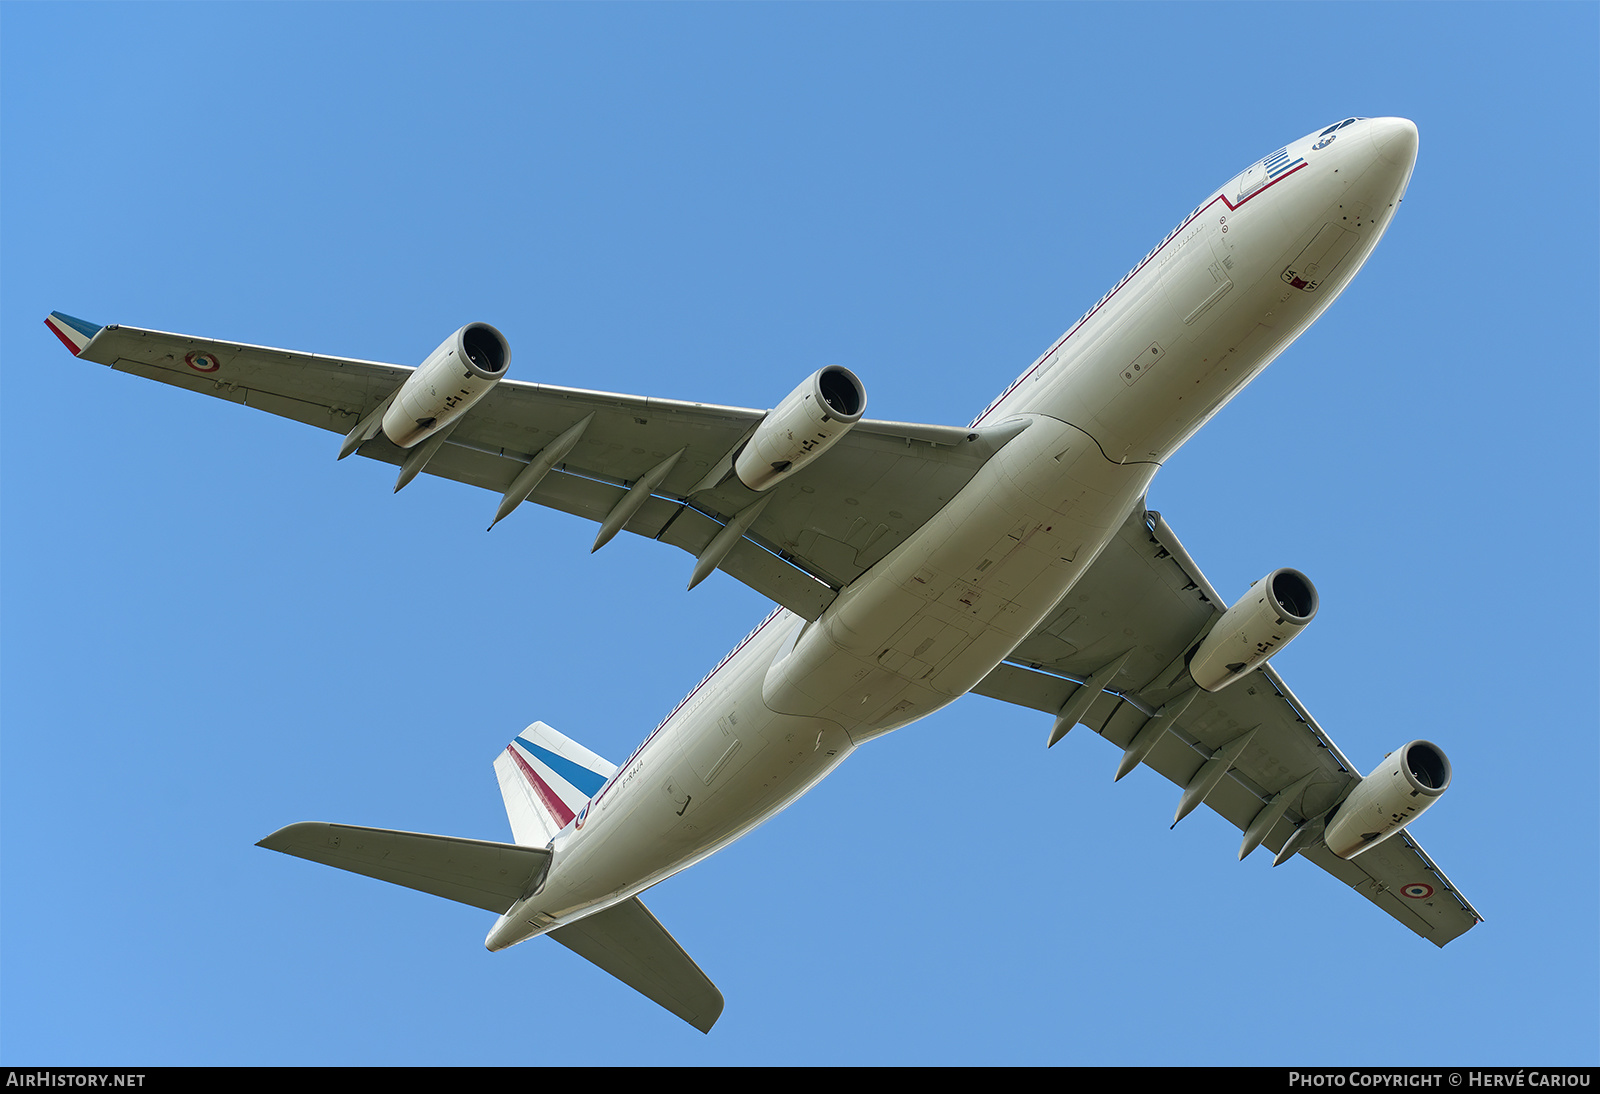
[
  {"x1": 972, "y1": 506, "x2": 1483, "y2": 947},
  {"x1": 51, "y1": 313, "x2": 1019, "y2": 621},
  {"x1": 257, "y1": 823, "x2": 552, "y2": 914}
]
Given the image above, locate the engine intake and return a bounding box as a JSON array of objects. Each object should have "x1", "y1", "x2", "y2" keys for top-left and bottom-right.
[
  {"x1": 1188, "y1": 568, "x2": 1318, "y2": 691},
  {"x1": 1325, "y1": 740, "x2": 1452, "y2": 859},
  {"x1": 382, "y1": 323, "x2": 511, "y2": 449},
  {"x1": 734, "y1": 366, "x2": 867, "y2": 491}
]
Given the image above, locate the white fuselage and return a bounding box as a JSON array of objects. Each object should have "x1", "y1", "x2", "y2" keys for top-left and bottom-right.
[{"x1": 486, "y1": 117, "x2": 1419, "y2": 951}]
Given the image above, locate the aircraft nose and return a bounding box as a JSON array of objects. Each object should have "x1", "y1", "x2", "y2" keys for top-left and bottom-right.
[{"x1": 1367, "y1": 117, "x2": 1419, "y2": 170}]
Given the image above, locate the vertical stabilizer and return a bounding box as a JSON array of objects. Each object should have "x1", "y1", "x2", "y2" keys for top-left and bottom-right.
[{"x1": 493, "y1": 721, "x2": 617, "y2": 846}]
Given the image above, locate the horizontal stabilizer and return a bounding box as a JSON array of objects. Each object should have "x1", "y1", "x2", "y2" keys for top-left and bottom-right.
[
  {"x1": 550, "y1": 898, "x2": 724, "y2": 1033},
  {"x1": 257, "y1": 822, "x2": 551, "y2": 915}
]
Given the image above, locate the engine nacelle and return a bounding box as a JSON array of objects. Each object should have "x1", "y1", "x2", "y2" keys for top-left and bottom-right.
[
  {"x1": 382, "y1": 323, "x2": 511, "y2": 449},
  {"x1": 734, "y1": 366, "x2": 867, "y2": 491},
  {"x1": 1325, "y1": 740, "x2": 1452, "y2": 859},
  {"x1": 1188, "y1": 568, "x2": 1318, "y2": 691}
]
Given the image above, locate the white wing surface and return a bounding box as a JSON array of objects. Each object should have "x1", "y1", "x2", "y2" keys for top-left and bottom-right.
[
  {"x1": 57, "y1": 314, "x2": 1019, "y2": 620},
  {"x1": 973, "y1": 506, "x2": 1482, "y2": 946},
  {"x1": 256, "y1": 823, "x2": 552, "y2": 914}
]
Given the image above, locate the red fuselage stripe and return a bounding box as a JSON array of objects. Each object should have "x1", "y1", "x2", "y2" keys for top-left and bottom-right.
[{"x1": 972, "y1": 160, "x2": 1308, "y2": 426}]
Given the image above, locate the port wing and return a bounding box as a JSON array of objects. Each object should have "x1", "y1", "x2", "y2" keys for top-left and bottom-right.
[{"x1": 52, "y1": 312, "x2": 1019, "y2": 621}]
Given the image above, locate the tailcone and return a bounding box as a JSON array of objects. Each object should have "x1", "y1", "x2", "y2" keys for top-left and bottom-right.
[{"x1": 485, "y1": 911, "x2": 537, "y2": 952}]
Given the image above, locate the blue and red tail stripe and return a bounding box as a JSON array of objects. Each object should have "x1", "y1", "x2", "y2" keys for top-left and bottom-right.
[
  {"x1": 504, "y1": 734, "x2": 611, "y2": 829},
  {"x1": 505, "y1": 742, "x2": 579, "y2": 827},
  {"x1": 512, "y1": 738, "x2": 608, "y2": 798}
]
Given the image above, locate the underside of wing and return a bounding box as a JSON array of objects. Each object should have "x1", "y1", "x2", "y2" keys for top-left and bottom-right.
[
  {"x1": 548, "y1": 897, "x2": 725, "y2": 1034},
  {"x1": 973, "y1": 505, "x2": 1482, "y2": 947},
  {"x1": 257, "y1": 822, "x2": 552, "y2": 915},
  {"x1": 59, "y1": 315, "x2": 1021, "y2": 621}
]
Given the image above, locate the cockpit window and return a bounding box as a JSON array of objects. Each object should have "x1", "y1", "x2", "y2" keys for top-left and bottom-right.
[{"x1": 1320, "y1": 118, "x2": 1363, "y2": 136}]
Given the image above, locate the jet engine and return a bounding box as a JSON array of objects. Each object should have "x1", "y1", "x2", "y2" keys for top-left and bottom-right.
[
  {"x1": 1324, "y1": 740, "x2": 1452, "y2": 859},
  {"x1": 734, "y1": 366, "x2": 867, "y2": 491},
  {"x1": 382, "y1": 323, "x2": 511, "y2": 448},
  {"x1": 1188, "y1": 568, "x2": 1318, "y2": 691}
]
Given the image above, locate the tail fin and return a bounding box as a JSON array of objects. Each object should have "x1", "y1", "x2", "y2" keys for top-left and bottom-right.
[
  {"x1": 490, "y1": 724, "x2": 725, "y2": 1030},
  {"x1": 493, "y1": 720, "x2": 617, "y2": 846}
]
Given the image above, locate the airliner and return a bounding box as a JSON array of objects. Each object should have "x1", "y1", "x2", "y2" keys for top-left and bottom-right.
[{"x1": 46, "y1": 116, "x2": 1480, "y2": 1033}]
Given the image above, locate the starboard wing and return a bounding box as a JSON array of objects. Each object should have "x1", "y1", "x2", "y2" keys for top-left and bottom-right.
[{"x1": 972, "y1": 505, "x2": 1483, "y2": 947}]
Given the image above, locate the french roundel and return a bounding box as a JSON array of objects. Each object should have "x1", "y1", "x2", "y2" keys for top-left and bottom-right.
[
  {"x1": 186, "y1": 351, "x2": 221, "y2": 373},
  {"x1": 1401, "y1": 883, "x2": 1434, "y2": 899}
]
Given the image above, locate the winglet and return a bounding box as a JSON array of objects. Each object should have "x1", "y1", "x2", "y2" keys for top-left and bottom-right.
[{"x1": 44, "y1": 311, "x2": 103, "y2": 356}]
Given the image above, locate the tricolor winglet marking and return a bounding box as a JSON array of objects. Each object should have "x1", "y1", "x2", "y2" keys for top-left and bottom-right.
[{"x1": 45, "y1": 311, "x2": 103, "y2": 356}]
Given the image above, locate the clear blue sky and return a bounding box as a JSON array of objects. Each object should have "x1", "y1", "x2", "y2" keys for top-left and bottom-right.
[{"x1": 4, "y1": 2, "x2": 1596, "y2": 1067}]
